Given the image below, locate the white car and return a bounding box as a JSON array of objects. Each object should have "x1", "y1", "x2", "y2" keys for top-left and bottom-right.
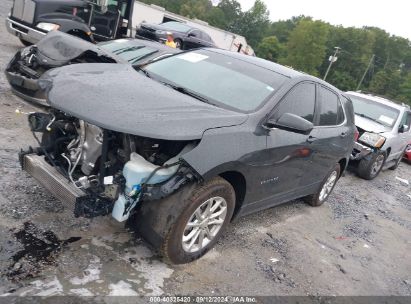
[{"x1": 347, "y1": 91, "x2": 411, "y2": 179}]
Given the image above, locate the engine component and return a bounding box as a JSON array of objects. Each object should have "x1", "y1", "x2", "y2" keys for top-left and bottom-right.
[
  {"x1": 112, "y1": 143, "x2": 197, "y2": 222},
  {"x1": 28, "y1": 112, "x2": 54, "y2": 132},
  {"x1": 80, "y1": 122, "x2": 103, "y2": 175}
]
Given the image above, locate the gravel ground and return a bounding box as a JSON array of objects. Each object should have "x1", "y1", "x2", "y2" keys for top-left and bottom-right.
[{"x1": 0, "y1": 0, "x2": 411, "y2": 297}]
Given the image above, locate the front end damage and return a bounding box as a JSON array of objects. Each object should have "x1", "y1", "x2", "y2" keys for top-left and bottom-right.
[
  {"x1": 350, "y1": 128, "x2": 386, "y2": 161},
  {"x1": 20, "y1": 110, "x2": 200, "y2": 221},
  {"x1": 5, "y1": 31, "x2": 118, "y2": 106}
]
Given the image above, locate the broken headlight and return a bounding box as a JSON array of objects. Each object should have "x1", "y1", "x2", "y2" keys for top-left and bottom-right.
[{"x1": 359, "y1": 132, "x2": 386, "y2": 148}]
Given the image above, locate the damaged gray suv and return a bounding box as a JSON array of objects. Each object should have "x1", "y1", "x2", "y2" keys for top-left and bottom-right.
[{"x1": 20, "y1": 49, "x2": 355, "y2": 263}]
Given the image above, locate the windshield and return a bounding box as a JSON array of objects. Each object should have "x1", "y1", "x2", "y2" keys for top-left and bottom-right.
[
  {"x1": 160, "y1": 21, "x2": 192, "y2": 33},
  {"x1": 99, "y1": 40, "x2": 158, "y2": 64},
  {"x1": 143, "y1": 50, "x2": 288, "y2": 112},
  {"x1": 348, "y1": 95, "x2": 400, "y2": 128}
]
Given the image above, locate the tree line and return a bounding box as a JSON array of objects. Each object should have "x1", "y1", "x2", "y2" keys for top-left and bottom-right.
[{"x1": 140, "y1": 0, "x2": 411, "y2": 105}]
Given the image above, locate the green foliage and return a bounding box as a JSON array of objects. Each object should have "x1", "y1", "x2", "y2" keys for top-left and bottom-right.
[
  {"x1": 139, "y1": 0, "x2": 411, "y2": 103},
  {"x1": 282, "y1": 20, "x2": 329, "y2": 76},
  {"x1": 256, "y1": 36, "x2": 281, "y2": 62}
]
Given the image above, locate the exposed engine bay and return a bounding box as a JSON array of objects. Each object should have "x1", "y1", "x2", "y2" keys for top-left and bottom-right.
[{"x1": 21, "y1": 110, "x2": 199, "y2": 221}]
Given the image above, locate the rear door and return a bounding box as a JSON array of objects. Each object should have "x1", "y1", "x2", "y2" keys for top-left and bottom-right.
[
  {"x1": 302, "y1": 85, "x2": 350, "y2": 185},
  {"x1": 259, "y1": 82, "x2": 316, "y2": 205}
]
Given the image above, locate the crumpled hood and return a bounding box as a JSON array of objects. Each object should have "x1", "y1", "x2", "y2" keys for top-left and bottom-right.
[
  {"x1": 355, "y1": 115, "x2": 389, "y2": 133},
  {"x1": 43, "y1": 63, "x2": 248, "y2": 140},
  {"x1": 34, "y1": 31, "x2": 120, "y2": 67}
]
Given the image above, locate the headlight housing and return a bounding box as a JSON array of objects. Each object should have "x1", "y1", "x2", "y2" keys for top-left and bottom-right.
[
  {"x1": 358, "y1": 132, "x2": 386, "y2": 148},
  {"x1": 37, "y1": 22, "x2": 60, "y2": 32},
  {"x1": 155, "y1": 30, "x2": 167, "y2": 35}
]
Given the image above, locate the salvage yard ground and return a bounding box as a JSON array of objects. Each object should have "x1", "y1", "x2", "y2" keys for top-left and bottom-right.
[{"x1": 0, "y1": 0, "x2": 411, "y2": 297}]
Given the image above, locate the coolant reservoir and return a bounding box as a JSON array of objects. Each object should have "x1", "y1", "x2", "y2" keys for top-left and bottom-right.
[{"x1": 122, "y1": 152, "x2": 179, "y2": 191}]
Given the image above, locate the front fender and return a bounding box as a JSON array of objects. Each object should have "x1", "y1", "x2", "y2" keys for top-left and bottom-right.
[{"x1": 37, "y1": 13, "x2": 93, "y2": 41}]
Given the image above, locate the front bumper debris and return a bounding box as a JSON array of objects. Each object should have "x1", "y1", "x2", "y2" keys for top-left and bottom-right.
[
  {"x1": 21, "y1": 153, "x2": 115, "y2": 217},
  {"x1": 350, "y1": 141, "x2": 373, "y2": 161},
  {"x1": 5, "y1": 51, "x2": 47, "y2": 106},
  {"x1": 22, "y1": 154, "x2": 86, "y2": 207}
]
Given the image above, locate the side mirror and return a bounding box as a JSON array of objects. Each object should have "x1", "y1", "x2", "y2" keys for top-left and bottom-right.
[
  {"x1": 399, "y1": 124, "x2": 410, "y2": 133},
  {"x1": 264, "y1": 113, "x2": 314, "y2": 135}
]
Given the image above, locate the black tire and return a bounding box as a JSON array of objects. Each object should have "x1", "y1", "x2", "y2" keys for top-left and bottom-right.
[
  {"x1": 174, "y1": 38, "x2": 183, "y2": 49},
  {"x1": 19, "y1": 38, "x2": 32, "y2": 47},
  {"x1": 305, "y1": 164, "x2": 341, "y2": 207},
  {"x1": 129, "y1": 177, "x2": 235, "y2": 264},
  {"x1": 357, "y1": 151, "x2": 386, "y2": 180}
]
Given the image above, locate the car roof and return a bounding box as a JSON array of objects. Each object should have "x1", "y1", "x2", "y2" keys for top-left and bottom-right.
[
  {"x1": 205, "y1": 48, "x2": 303, "y2": 78},
  {"x1": 345, "y1": 91, "x2": 407, "y2": 111}
]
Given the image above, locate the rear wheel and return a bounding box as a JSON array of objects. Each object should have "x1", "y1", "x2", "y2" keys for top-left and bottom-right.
[
  {"x1": 130, "y1": 177, "x2": 235, "y2": 264},
  {"x1": 19, "y1": 38, "x2": 32, "y2": 47},
  {"x1": 357, "y1": 151, "x2": 386, "y2": 180},
  {"x1": 305, "y1": 164, "x2": 340, "y2": 207}
]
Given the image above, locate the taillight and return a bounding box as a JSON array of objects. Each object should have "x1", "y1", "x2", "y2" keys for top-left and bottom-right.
[
  {"x1": 72, "y1": 7, "x2": 77, "y2": 16},
  {"x1": 354, "y1": 128, "x2": 359, "y2": 142}
]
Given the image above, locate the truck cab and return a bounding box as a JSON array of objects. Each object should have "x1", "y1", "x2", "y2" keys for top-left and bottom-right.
[{"x1": 6, "y1": 0, "x2": 133, "y2": 45}]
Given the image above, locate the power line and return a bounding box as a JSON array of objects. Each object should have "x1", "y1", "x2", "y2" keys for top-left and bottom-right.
[{"x1": 357, "y1": 54, "x2": 375, "y2": 90}]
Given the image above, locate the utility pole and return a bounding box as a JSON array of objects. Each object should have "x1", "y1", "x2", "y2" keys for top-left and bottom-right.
[
  {"x1": 357, "y1": 54, "x2": 375, "y2": 90},
  {"x1": 323, "y1": 46, "x2": 341, "y2": 81}
]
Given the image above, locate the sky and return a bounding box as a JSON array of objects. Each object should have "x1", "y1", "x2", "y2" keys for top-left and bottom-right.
[{"x1": 237, "y1": 0, "x2": 411, "y2": 40}]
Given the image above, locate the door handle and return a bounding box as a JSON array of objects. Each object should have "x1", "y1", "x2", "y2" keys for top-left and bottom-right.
[
  {"x1": 307, "y1": 136, "x2": 317, "y2": 143},
  {"x1": 340, "y1": 132, "x2": 348, "y2": 138}
]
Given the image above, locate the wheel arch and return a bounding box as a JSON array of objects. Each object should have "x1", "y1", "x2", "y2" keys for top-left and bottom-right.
[
  {"x1": 338, "y1": 157, "x2": 348, "y2": 177},
  {"x1": 218, "y1": 171, "x2": 247, "y2": 218}
]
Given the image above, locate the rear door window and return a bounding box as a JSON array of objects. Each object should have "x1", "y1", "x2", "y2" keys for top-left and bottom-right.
[
  {"x1": 274, "y1": 82, "x2": 316, "y2": 122},
  {"x1": 318, "y1": 86, "x2": 342, "y2": 126}
]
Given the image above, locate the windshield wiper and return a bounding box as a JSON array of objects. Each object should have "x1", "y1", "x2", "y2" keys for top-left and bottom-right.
[
  {"x1": 161, "y1": 82, "x2": 212, "y2": 104},
  {"x1": 135, "y1": 66, "x2": 151, "y2": 78},
  {"x1": 129, "y1": 50, "x2": 158, "y2": 64}
]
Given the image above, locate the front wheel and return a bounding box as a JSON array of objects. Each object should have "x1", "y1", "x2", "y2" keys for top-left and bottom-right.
[
  {"x1": 357, "y1": 151, "x2": 386, "y2": 180},
  {"x1": 305, "y1": 164, "x2": 341, "y2": 207},
  {"x1": 131, "y1": 177, "x2": 235, "y2": 264}
]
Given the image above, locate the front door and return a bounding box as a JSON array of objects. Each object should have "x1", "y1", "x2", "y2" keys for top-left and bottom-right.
[
  {"x1": 256, "y1": 82, "x2": 317, "y2": 208},
  {"x1": 390, "y1": 111, "x2": 411, "y2": 161}
]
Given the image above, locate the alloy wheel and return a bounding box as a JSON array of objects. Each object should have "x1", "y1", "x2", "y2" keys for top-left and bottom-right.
[
  {"x1": 371, "y1": 154, "x2": 385, "y2": 176},
  {"x1": 319, "y1": 170, "x2": 338, "y2": 202},
  {"x1": 182, "y1": 196, "x2": 227, "y2": 253}
]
